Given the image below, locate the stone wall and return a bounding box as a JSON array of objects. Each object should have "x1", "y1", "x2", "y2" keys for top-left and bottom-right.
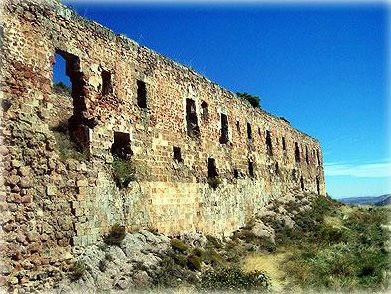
[{"x1": 0, "y1": 0, "x2": 325, "y2": 289}]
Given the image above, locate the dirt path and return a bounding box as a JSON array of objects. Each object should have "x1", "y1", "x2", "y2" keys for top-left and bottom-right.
[{"x1": 242, "y1": 249, "x2": 291, "y2": 293}]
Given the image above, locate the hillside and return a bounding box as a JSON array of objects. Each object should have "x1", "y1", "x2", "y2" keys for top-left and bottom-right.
[
  {"x1": 51, "y1": 192, "x2": 390, "y2": 293},
  {"x1": 338, "y1": 194, "x2": 391, "y2": 206}
]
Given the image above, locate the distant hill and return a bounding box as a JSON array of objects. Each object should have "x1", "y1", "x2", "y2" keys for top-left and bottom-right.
[{"x1": 338, "y1": 194, "x2": 391, "y2": 206}]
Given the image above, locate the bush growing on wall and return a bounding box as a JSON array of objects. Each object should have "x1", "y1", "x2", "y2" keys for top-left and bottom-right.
[{"x1": 236, "y1": 92, "x2": 260, "y2": 108}]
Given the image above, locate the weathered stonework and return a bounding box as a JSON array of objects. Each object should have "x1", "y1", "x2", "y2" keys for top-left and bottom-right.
[{"x1": 0, "y1": 0, "x2": 325, "y2": 290}]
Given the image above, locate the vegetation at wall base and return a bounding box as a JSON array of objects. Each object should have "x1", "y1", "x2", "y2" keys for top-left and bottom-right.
[{"x1": 104, "y1": 224, "x2": 126, "y2": 246}]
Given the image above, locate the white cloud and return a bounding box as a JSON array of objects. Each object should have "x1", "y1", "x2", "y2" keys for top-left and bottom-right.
[{"x1": 324, "y1": 161, "x2": 391, "y2": 178}]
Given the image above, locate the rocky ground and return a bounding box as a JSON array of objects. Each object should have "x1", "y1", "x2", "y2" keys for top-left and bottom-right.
[{"x1": 50, "y1": 190, "x2": 315, "y2": 294}]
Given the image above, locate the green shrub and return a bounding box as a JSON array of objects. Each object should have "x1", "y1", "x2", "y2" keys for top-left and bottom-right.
[
  {"x1": 170, "y1": 238, "x2": 189, "y2": 253},
  {"x1": 236, "y1": 92, "x2": 260, "y2": 108},
  {"x1": 187, "y1": 255, "x2": 202, "y2": 271},
  {"x1": 152, "y1": 254, "x2": 198, "y2": 288},
  {"x1": 112, "y1": 156, "x2": 136, "y2": 188},
  {"x1": 207, "y1": 177, "x2": 221, "y2": 189},
  {"x1": 199, "y1": 266, "x2": 270, "y2": 292},
  {"x1": 206, "y1": 234, "x2": 222, "y2": 249},
  {"x1": 203, "y1": 249, "x2": 226, "y2": 268},
  {"x1": 53, "y1": 128, "x2": 87, "y2": 161},
  {"x1": 104, "y1": 224, "x2": 126, "y2": 246},
  {"x1": 53, "y1": 82, "x2": 72, "y2": 96},
  {"x1": 69, "y1": 260, "x2": 87, "y2": 281}
]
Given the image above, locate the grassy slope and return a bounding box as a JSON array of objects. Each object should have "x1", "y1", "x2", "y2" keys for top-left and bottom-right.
[{"x1": 243, "y1": 196, "x2": 391, "y2": 293}]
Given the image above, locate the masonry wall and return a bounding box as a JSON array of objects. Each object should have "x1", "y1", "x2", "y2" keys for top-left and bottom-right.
[{"x1": 0, "y1": 0, "x2": 325, "y2": 289}]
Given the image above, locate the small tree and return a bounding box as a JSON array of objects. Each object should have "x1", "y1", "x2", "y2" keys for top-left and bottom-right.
[{"x1": 236, "y1": 92, "x2": 260, "y2": 108}]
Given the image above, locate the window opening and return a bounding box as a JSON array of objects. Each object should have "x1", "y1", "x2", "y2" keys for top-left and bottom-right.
[
  {"x1": 111, "y1": 132, "x2": 133, "y2": 159},
  {"x1": 236, "y1": 120, "x2": 240, "y2": 134},
  {"x1": 207, "y1": 158, "x2": 218, "y2": 178},
  {"x1": 316, "y1": 149, "x2": 321, "y2": 165},
  {"x1": 316, "y1": 177, "x2": 320, "y2": 194},
  {"x1": 53, "y1": 50, "x2": 92, "y2": 151},
  {"x1": 295, "y1": 142, "x2": 300, "y2": 163},
  {"x1": 258, "y1": 127, "x2": 261, "y2": 136},
  {"x1": 137, "y1": 80, "x2": 147, "y2": 108},
  {"x1": 282, "y1": 137, "x2": 286, "y2": 151},
  {"x1": 173, "y1": 146, "x2": 183, "y2": 162},
  {"x1": 219, "y1": 113, "x2": 229, "y2": 144},
  {"x1": 265, "y1": 130, "x2": 273, "y2": 156},
  {"x1": 101, "y1": 69, "x2": 112, "y2": 96},
  {"x1": 247, "y1": 122, "x2": 252, "y2": 140},
  {"x1": 186, "y1": 98, "x2": 200, "y2": 137},
  {"x1": 201, "y1": 101, "x2": 209, "y2": 120},
  {"x1": 248, "y1": 160, "x2": 254, "y2": 177},
  {"x1": 300, "y1": 176, "x2": 305, "y2": 190},
  {"x1": 305, "y1": 146, "x2": 309, "y2": 164},
  {"x1": 233, "y1": 169, "x2": 239, "y2": 179}
]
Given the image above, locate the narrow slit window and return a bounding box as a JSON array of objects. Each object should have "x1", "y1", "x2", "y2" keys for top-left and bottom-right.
[
  {"x1": 282, "y1": 137, "x2": 286, "y2": 151},
  {"x1": 248, "y1": 160, "x2": 254, "y2": 177},
  {"x1": 247, "y1": 122, "x2": 252, "y2": 140},
  {"x1": 101, "y1": 69, "x2": 112, "y2": 96},
  {"x1": 111, "y1": 132, "x2": 132, "y2": 159},
  {"x1": 305, "y1": 146, "x2": 309, "y2": 164},
  {"x1": 236, "y1": 121, "x2": 240, "y2": 134},
  {"x1": 295, "y1": 142, "x2": 301, "y2": 163},
  {"x1": 316, "y1": 149, "x2": 321, "y2": 165},
  {"x1": 266, "y1": 130, "x2": 273, "y2": 156},
  {"x1": 137, "y1": 80, "x2": 147, "y2": 108},
  {"x1": 207, "y1": 158, "x2": 218, "y2": 178},
  {"x1": 186, "y1": 98, "x2": 200, "y2": 137},
  {"x1": 300, "y1": 176, "x2": 305, "y2": 190},
  {"x1": 201, "y1": 101, "x2": 209, "y2": 120},
  {"x1": 233, "y1": 169, "x2": 239, "y2": 179},
  {"x1": 258, "y1": 127, "x2": 261, "y2": 136},
  {"x1": 316, "y1": 177, "x2": 320, "y2": 194},
  {"x1": 219, "y1": 113, "x2": 229, "y2": 144},
  {"x1": 173, "y1": 146, "x2": 183, "y2": 162}
]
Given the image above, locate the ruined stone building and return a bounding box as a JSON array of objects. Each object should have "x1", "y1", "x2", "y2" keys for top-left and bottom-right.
[{"x1": 1, "y1": 0, "x2": 325, "y2": 287}]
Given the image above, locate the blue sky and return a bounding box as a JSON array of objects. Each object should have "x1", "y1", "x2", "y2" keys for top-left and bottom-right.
[{"x1": 60, "y1": 1, "x2": 390, "y2": 198}]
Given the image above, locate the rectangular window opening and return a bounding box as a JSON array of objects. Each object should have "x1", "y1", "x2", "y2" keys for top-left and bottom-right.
[
  {"x1": 101, "y1": 69, "x2": 112, "y2": 96},
  {"x1": 248, "y1": 160, "x2": 254, "y2": 177},
  {"x1": 186, "y1": 98, "x2": 200, "y2": 138},
  {"x1": 282, "y1": 137, "x2": 286, "y2": 151},
  {"x1": 219, "y1": 113, "x2": 229, "y2": 144},
  {"x1": 295, "y1": 142, "x2": 301, "y2": 163},
  {"x1": 207, "y1": 158, "x2": 218, "y2": 178},
  {"x1": 266, "y1": 130, "x2": 273, "y2": 156},
  {"x1": 111, "y1": 132, "x2": 132, "y2": 159},
  {"x1": 137, "y1": 80, "x2": 147, "y2": 108},
  {"x1": 316, "y1": 149, "x2": 321, "y2": 165},
  {"x1": 52, "y1": 49, "x2": 90, "y2": 151},
  {"x1": 300, "y1": 176, "x2": 305, "y2": 190},
  {"x1": 236, "y1": 120, "x2": 240, "y2": 134},
  {"x1": 247, "y1": 122, "x2": 252, "y2": 140},
  {"x1": 201, "y1": 101, "x2": 209, "y2": 120},
  {"x1": 305, "y1": 146, "x2": 309, "y2": 164},
  {"x1": 316, "y1": 177, "x2": 320, "y2": 194},
  {"x1": 233, "y1": 169, "x2": 239, "y2": 179},
  {"x1": 173, "y1": 146, "x2": 183, "y2": 162}
]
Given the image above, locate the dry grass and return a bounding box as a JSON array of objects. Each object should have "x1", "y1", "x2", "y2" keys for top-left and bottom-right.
[{"x1": 242, "y1": 249, "x2": 289, "y2": 292}]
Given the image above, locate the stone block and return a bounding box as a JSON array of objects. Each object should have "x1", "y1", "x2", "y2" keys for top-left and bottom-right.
[{"x1": 46, "y1": 184, "x2": 57, "y2": 196}]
